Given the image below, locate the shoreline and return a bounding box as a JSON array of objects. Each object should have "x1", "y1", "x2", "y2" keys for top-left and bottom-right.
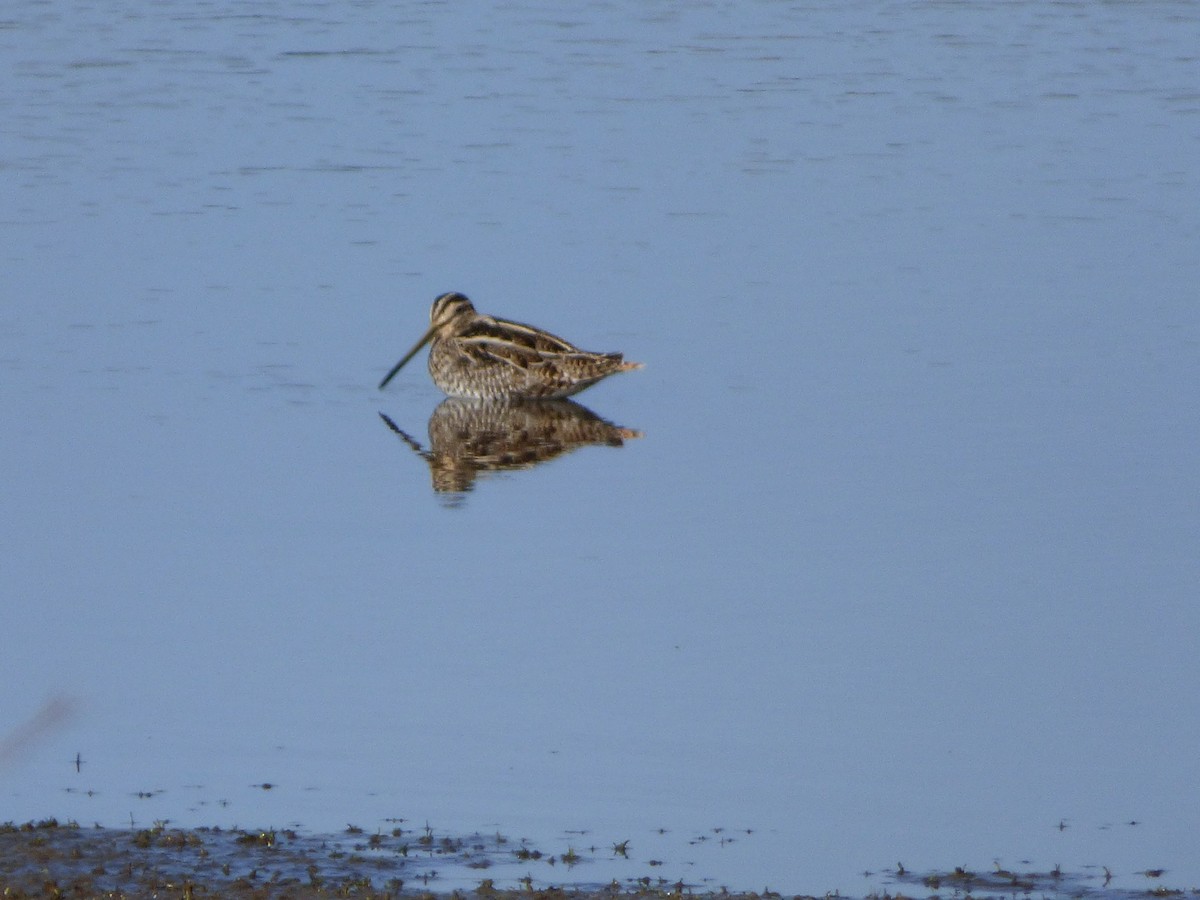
[{"x1": 3, "y1": 819, "x2": 1196, "y2": 900}]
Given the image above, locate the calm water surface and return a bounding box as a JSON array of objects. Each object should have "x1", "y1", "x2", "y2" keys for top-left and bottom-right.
[{"x1": 3, "y1": 1, "x2": 1199, "y2": 893}]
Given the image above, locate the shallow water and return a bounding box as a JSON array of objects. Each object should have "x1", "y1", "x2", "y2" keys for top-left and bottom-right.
[
  {"x1": 4, "y1": 1, "x2": 1199, "y2": 895},
  {"x1": 0, "y1": 819, "x2": 1179, "y2": 899}
]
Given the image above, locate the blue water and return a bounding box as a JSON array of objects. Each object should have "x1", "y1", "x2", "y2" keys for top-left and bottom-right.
[{"x1": 4, "y1": 1, "x2": 1199, "y2": 894}]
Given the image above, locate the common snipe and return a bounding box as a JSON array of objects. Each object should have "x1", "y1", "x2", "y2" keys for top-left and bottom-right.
[{"x1": 378, "y1": 292, "x2": 642, "y2": 400}]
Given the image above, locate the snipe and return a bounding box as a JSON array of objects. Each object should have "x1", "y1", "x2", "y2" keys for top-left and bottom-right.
[{"x1": 378, "y1": 292, "x2": 642, "y2": 400}]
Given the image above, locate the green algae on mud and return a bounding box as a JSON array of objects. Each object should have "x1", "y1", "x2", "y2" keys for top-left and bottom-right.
[{"x1": 1, "y1": 819, "x2": 1197, "y2": 900}]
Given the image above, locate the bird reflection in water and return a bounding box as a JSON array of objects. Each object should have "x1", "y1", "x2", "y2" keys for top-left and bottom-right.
[{"x1": 380, "y1": 398, "x2": 641, "y2": 498}]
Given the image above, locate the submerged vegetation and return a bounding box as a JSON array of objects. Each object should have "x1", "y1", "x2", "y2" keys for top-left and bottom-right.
[{"x1": 0, "y1": 819, "x2": 1195, "y2": 900}]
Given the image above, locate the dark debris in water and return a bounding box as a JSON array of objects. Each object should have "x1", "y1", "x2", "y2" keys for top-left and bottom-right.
[
  {"x1": 884, "y1": 862, "x2": 1199, "y2": 900},
  {"x1": 0, "y1": 818, "x2": 696, "y2": 899},
  {"x1": 0, "y1": 819, "x2": 1197, "y2": 900}
]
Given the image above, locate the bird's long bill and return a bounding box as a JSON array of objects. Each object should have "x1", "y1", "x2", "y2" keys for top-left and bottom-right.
[{"x1": 379, "y1": 323, "x2": 438, "y2": 389}]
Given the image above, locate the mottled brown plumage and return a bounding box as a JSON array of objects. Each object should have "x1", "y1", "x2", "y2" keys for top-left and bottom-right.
[{"x1": 379, "y1": 292, "x2": 642, "y2": 399}]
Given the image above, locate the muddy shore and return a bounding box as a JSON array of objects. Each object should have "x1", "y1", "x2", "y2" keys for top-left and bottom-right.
[{"x1": 1, "y1": 819, "x2": 1194, "y2": 900}]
